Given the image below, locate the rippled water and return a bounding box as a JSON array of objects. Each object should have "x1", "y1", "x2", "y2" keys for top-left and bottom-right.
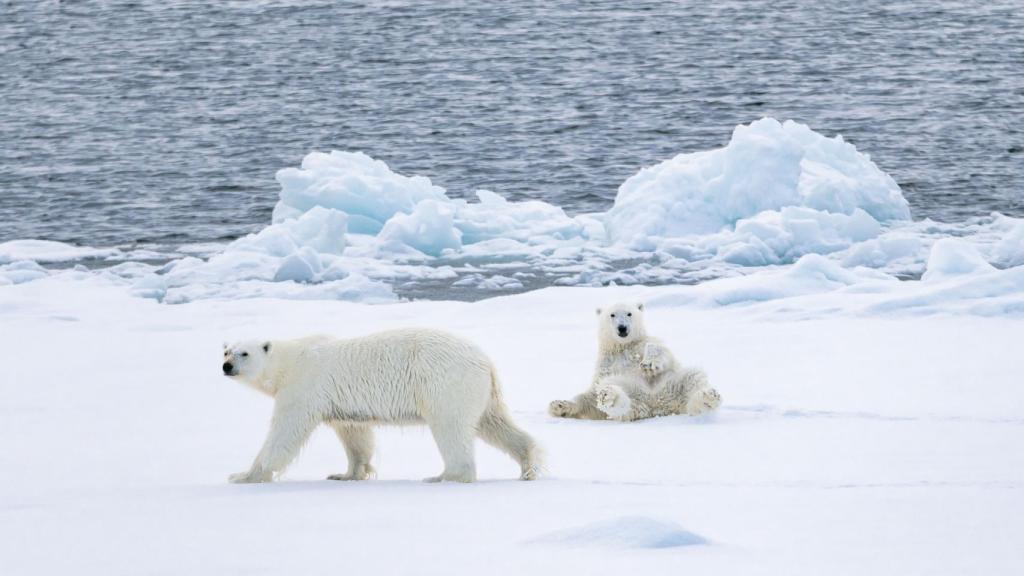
[{"x1": 2, "y1": 0, "x2": 1023, "y2": 251}]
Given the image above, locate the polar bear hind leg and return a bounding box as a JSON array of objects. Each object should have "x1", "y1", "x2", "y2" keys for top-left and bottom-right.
[
  {"x1": 476, "y1": 401, "x2": 543, "y2": 480},
  {"x1": 685, "y1": 386, "x2": 722, "y2": 416},
  {"x1": 657, "y1": 367, "x2": 721, "y2": 416},
  {"x1": 327, "y1": 423, "x2": 376, "y2": 481},
  {"x1": 595, "y1": 384, "x2": 633, "y2": 420}
]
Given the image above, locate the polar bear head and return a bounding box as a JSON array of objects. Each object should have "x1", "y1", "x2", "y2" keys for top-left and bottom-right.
[
  {"x1": 222, "y1": 340, "x2": 272, "y2": 383},
  {"x1": 596, "y1": 302, "x2": 646, "y2": 346}
]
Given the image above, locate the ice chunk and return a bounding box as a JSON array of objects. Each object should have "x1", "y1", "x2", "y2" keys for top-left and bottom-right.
[
  {"x1": 273, "y1": 247, "x2": 322, "y2": 283},
  {"x1": 0, "y1": 260, "x2": 49, "y2": 284},
  {"x1": 454, "y1": 189, "x2": 585, "y2": 244},
  {"x1": 377, "y1": 199, "x2": 462, "y2": 257},
  {"x1": 477, "y1": 274, "x2": 523, "y2": 290},
  {"x1": 231, "y1": 206, "x2": 348, "y2": 257},
  {"x1": 451, "y1": 273, "x2": 524, "y2": 290},
  {"x1": 604, "y1": 118, "x2": 910, "y2": 242},
  {"x1": 922, "y1": 239, "x2": 996, "y2": 281},
  {"x1": 840, "y1": 234, "x2": 925, "y2": 269},
  {"x1": 0, "y1": 240, "x2": 120, "y2": 264},
  {"x1": 709, "y1": 207, "x2": 883, "y2": 266},
  {"x1": 273, "y1": 151, "x2": 446, "y2": 234},
  {"x1": 991, "y1": 215, "x2": 1024, "y2": 268}
]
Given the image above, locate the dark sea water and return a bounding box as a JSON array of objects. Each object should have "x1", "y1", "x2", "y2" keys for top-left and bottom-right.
[{"x1": 2, "y1": 0, "x2": 1023, "y2": 251}]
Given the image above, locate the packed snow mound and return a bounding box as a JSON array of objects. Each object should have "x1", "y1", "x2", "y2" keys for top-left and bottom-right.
[
  {"x1": 604, "y1": 118, "x2": 911, "y2": 243},
  {"x1": 530, "y1": 516, "x2": 708, "y2": 549}
]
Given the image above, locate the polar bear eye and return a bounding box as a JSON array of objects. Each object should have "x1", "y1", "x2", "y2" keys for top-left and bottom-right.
[
  {"x1": 241, "y1": 352, "x2": 249, "y2": 357},
  {"x1": 610, "y1": 313, "x2": 616, "y2": 318},
  {"x1": 627, "y1": 312, "x2": 632, "y2": 317}
]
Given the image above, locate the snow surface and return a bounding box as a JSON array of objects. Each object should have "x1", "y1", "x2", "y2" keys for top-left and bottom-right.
[{"x1": 1, "y1": 273, "x2": 1022, "y2": 575}]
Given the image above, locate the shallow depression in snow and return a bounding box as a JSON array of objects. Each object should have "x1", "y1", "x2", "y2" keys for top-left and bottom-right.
[{"x1": 528, "y1": 516, "x2": 709, "y2": 549}]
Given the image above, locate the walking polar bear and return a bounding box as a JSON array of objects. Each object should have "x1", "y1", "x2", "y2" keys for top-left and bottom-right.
[
  {"x1": 549, "y1": 302, "x2": 721, "y2": 421},
  {"x1": 222, "y1": 329, "x2": 542, "y2": 483}
]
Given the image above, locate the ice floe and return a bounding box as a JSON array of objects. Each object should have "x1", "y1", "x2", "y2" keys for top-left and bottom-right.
[{"x1": 3, "y1": 118, "x2": 1023, "y2": 308}]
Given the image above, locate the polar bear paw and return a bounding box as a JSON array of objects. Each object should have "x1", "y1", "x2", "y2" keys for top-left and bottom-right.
[
  {"x1": 327, "y1": 464, "x2": 376, "y2": 481},
  {"x1": 229, "y1": 470, "x2": 272, "y2": 484},
  {"x1": 685, "y1": 387, "x2": 722, "y2": 416},
  {"x1": 595, "y1": 385, "x2": 632, "y2": 420},
  {"x1": 520, "y1": 465, "x2": 541, "y2": 481},
  {"x1": 423, "y1": 470, "x2": 475, "y2": 483},
  {"x1": 640, "y1": 343, "x2": 665, "y2": 376},
  {"x1": 548, "y1": 399, "x2": 575, "y2": 418},
  {"x1": 639, "y1": 359, "x2": 664, "y2": 378}
]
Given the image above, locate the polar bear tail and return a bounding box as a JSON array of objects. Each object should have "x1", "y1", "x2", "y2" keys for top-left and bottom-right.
[{"x1": 476, "y1": 370, "x2": 544, "y2": 481}]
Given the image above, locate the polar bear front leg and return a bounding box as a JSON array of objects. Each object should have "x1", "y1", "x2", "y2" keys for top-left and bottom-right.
[
  {"x1": 230, "y1": 399, "x2": 318, "y2": 484},
  {"x1": 548, "y1": 399, "x2": 576, "y2": 418},
  {"x1": 327, "y1": 423, "x2": 376, "y2": 481},
  {"x1": 639, "y1": 343, "x2": 669, "y2": 378}
]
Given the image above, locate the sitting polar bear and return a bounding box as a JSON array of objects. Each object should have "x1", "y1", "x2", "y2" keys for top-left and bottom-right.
[
  {"x1": 548, "y1": 302, "x2": 721, "y2": 421},
  {"x1": 222, "y1": 329, "x2": 542, "y2": 483}
]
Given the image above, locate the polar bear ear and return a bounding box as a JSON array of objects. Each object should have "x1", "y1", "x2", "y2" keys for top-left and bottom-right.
[
  {"x1": 636, "y1": 302, "x2": 644, "y2": 311},
  {"x1": 262, "y1": 342, "x2": 271, "y2": 353},
  {"x1": 595, "y1": 307, "x2": 602, "y2": 316},
  {"x1": 222, "y1": 341, "x2": 228, "y2": 350}
]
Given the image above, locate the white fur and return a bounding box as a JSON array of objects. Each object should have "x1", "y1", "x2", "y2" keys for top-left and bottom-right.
[
  {"x1": 548, "y1": 302, "x2": 722, "y2": 421},
  {"x1": 223, "y1": 329, "x2": 542, "y2": 483}
]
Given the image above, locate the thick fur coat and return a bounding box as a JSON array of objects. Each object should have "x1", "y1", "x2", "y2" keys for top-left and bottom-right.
[
  {"x1": 548, "y1": 302, "x2": 721, "y2": 421},
  {"x1": 223, "y1": 329, "x2": 541, "y2": 483}
]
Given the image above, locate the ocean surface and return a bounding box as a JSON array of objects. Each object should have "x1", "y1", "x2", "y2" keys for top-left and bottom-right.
[{"x1": 2, "y1": 0, "x2": 1023, "y2": 252}]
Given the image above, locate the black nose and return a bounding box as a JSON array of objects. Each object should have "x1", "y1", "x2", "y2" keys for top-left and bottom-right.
[
  {"x1": 222, "y1": 362, "x2": 233, "y2": 375},
  {"x1": 617, "y1": 326, "x2": 629, "y2": 337}
]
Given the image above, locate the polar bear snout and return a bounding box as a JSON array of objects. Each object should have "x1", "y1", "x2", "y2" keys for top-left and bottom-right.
[
  {"x1": 616, "y1": 324, "x2": 629, "y2": 338},
  {"x1": 221, "y1": 339, "x2": 271, "y2": 382}
]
